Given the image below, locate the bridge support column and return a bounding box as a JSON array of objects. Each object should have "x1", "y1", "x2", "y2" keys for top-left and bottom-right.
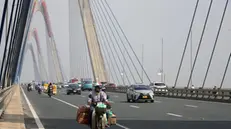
[{"x1": 79, "y1": 0, "x2": 108, "y2": 82}]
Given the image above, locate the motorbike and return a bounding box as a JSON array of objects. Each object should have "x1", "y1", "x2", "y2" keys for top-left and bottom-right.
[
  {"x1": 47, "y1": 89, "x2": 53, "y2": 97},
  {"x1": 38, "y1": 87, "x2": 42, "y2": 94},
  {"x1": 27, "y1": 86, "x2": 32, "y2": 92},
  {"x1": 48, "y1": 91, "x2": 52, "y2": 97},
  {"x1": 35, "y1": 85, "x2": 39, "y2": 91},
  {"x1": 91, "y1": 102, "x2": 108, "y2": 129}
]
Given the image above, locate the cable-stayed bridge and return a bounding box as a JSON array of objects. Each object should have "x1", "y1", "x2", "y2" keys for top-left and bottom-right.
[{"x1": 0, "y1": 0, "x2": 231, "y2": 129}]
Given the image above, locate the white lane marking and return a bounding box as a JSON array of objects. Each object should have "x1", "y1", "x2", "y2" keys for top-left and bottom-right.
[
  {"x1": 20, "y1": 86, "x2": 45, "y2": 129},
  {"x1": 51, "y1": 96, "x2": 129, "y2": 129},
  {"x1": 167, "y1": 113, "x2": 183, "y2": 117},
  {"x1": 114, "y1": 95, "x2": 119, "y2": 98},
  {"x1": 155, "y1": 100, "x2": 161, "y2": 103},
  {"x1": 81, "y1": 95, "x2": 86, "y2": 98},
  {"x1": 129, "y1": 105, "x2": 140, "y2": 108},
  {"x1": 116, "y1": 123, "x2": 130, "y2": 129},
  {"x1": 109, "y1": 101, "x2": 114, "y2": 103},
  {"x1": 52, "y1": 97, "x2": 79, "y2": 109},
  {"x1": 185, "y1": 104, "x2": 198, "y2": 108}
]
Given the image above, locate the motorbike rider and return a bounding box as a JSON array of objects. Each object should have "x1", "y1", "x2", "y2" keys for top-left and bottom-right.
[
  {"x1": 35, "y1": 83, "x2": 40, "y2": 90},
  {"x1": 27, "y1": 83, "x2": 32, "y2": 91},
  {"x1": 102, "y1": 86, "x2": 106, "y2": 92},
  {"x1": 38, "y1": 83, "x2": 42, "y2": 92},
  {"x1": 87, "y1": 83, "x2": 111, "y2": 127},
  {"x1": 47, "y1": 83, "x2": 53, "y2": 95}
]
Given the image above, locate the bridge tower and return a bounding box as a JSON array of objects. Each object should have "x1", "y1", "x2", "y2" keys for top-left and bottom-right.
[{"x1": 78, "y1": 0, "x2": 108, "y2": 82}]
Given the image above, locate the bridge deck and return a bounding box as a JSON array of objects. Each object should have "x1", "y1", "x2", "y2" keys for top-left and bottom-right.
[{"x1": 0, "y1": 86, "x2": 25, "y2": 129}]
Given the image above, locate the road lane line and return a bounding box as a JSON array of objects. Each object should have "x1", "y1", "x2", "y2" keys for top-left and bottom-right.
[
  {"x1": 109, "y1": 101, "x2": 114, "y2": 103},
  {"x1": 185, "y1": 104, "x2": 198, "y2": 108},
  {"x1": 20, "y1": 86, "x2": 45, "y2": 129},
  {"x1": 81, "y1": 95, "x2": 86, "y2": 98},
  {"x1": 155, "y1": 100, "x2": 161, "y2": 103},
  {"x1": 129, "y1": 105, "x2": 140, "y2": 108},
  {"x1": 51, "y1": 96, "x2": 130, "y2": 129},
  {"x1": 167, "y1": 113, "x2": 183, "y2": 117},
  {"x1": 114, "y1": 95, "x2": 119, "y2": 98},
  {"x1": 52, "y1": 97, "x2": 79, "y2": 109},
  {"x1": 116, "y1": 123, "x2": 130, "y2": 129}
]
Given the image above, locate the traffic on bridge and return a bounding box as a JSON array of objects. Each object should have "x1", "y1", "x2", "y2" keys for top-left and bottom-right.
[{"x1": 0, "y1": 0, "x2": 231, "y2": 129}]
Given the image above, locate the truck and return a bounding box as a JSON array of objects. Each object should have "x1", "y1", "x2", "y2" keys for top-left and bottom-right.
[{"x1": 81, "y1": 78, "x2": 93, "y2": 91}]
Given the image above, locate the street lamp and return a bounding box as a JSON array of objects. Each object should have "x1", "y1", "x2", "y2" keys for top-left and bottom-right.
[
  {"x1": 157, "y1": 72, "x2": 162, "y2": 76},
  {"x1": 121, "y1": 72, "x2": 125, "y2": 86},
  {"x1": 157, "y1": 72, "x2": 165, "y2": 83}
]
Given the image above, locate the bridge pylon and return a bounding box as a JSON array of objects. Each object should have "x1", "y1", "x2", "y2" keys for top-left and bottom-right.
[{"x1": 78, "y1": 0, "x2": 108, "y2": 82}]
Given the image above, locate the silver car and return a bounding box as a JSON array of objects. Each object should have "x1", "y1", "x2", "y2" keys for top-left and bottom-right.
[
  {"x1": 150, "y1": 82, "x2": 168, "y2": 95},
  {"x1": 126, "y1": 84, "x2": 154, "y2": 103}
]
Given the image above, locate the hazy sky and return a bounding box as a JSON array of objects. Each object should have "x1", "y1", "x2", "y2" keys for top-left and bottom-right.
[{"x1": 1, "y1": 0, "x2": 231, "y2": 88}]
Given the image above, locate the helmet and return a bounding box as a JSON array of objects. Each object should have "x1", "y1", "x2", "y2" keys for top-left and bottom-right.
[
  {"x1": 102, "y1": 86, "x2": 106, "y2": 92},
  {"x1": 93, "y1": 82, "x2": 101, "y2": 93},
  {"x1": 93, "y1": 82, "x2": 101, "y2": 87}
]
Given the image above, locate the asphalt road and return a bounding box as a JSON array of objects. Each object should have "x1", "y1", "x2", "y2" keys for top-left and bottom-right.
[{"x1": 21, "y1": 87, "x2": 231, "y2": 129}]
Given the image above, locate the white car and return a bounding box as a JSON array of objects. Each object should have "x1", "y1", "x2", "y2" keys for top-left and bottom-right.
[
  {"x1": 151, "y1": 82, "x2": 168, "y2": 95},
  {"x1": 126, "y1": 84, "x2": 154, "y2": 103},
  {"x1": 62, "y1": 84, "x2": 69, "y2": 88}
]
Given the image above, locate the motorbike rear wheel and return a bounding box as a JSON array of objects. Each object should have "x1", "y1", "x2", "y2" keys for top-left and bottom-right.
[{"x1": 95, "y1": 115, "x2": 105, "y2": 129}]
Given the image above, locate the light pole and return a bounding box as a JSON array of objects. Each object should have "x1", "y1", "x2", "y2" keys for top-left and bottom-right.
[
  {"x1": 161, "y1": 38, "x2": 164, "y2": 82},
  {"x1": 190, "y1": 30, "x2": 193, "y2": 87},
  {"x1": 157, "y1": 72, "x2": 162, "y2": 82},
  {"x1": 141, "y1": 44, "x2": 144, "y2": 83},
  {"x1": 121, "y1": 72, "x2": 125, "y2": 86}
]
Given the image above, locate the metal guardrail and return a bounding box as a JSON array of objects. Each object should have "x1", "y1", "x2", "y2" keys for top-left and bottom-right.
[
  {"x1": 106, "y1": 86, "x2": 231, "y2": 103},
  {"x1": 0, "y1": 86, "x2": 14, "y2": 117}
]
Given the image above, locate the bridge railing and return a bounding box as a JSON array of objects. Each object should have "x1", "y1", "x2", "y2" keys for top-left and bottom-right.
[
  {"x1": 106, "y1": 86, "x2": 231, "y2": 103},
  {"x1": 0, "y1": 86, "x2": 15, "y2": 117}
]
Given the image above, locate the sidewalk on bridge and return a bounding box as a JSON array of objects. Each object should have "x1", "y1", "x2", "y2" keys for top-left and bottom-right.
[{"x1": 0, "y1": 85, "x2": 26, "y2": 129}]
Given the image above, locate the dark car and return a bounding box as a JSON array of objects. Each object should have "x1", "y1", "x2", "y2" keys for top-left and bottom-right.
[{"x1": 66, "y1": 83, "x2": 81, "y2": 95}]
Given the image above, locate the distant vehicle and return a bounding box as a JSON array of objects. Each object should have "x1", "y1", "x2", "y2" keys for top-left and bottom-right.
[
  {"x1": 101, "y1": 82, "x2": 107, "y2": 86},
  {"x1": 81, "y1": 78, "x2": 93, "y2": 91},
  {"x1": 126, "y1": 84, "x2": 154, "y2": 103},
  {"x1": 56, "y1": 82, "x2": 63, "y2": 89},
  {"x1": 77, "y1": 82, "x2": 82, "y2": 87},
  {"x1": 66, "y1": 83, "x2": 81, "y2": 95},
  {"x1": 62, "y1": 83, "x2": 69, "y2": 88},
  {"x1": 151, "y1": 82, "x2": 168, "y2": 95},
  {"x1": 106, "y1": 83, "x2": 116, "y2": 87},
  {"x1": 190, "y1": 85, "x2": 195, "y2": 89},
  {"x1": 69, "y1": 78, "x2": 78, "y2": 83}
]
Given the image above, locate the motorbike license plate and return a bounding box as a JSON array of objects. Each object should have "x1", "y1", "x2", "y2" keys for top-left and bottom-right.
[{"x1": 142, "y1": 96, "x2": 147, "y2": 98}]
